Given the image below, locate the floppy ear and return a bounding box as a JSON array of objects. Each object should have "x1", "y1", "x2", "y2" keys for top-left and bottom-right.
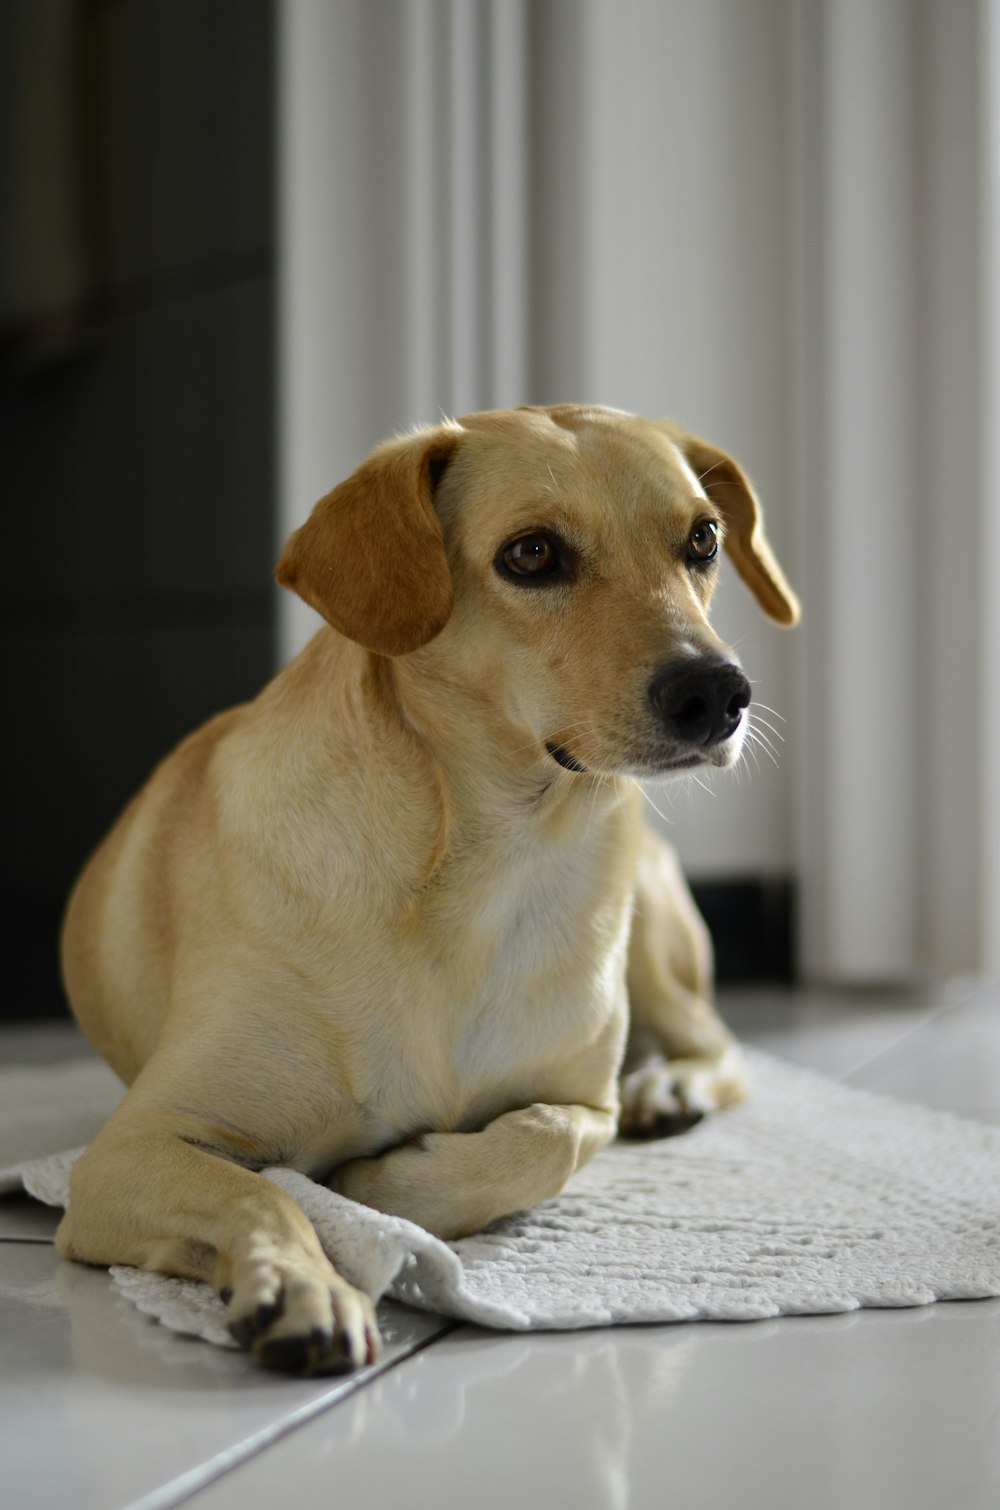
[
  {"x1": 660, "y1": 421, "x2": 800, "y2": 626},
  {"x1": 276, "y1": 426, "x2": 462, "y2": 656}
]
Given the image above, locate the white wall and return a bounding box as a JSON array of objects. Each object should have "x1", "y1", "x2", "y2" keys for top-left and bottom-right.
[{"x1": 278, "y1": 0, "x2": 999, "y2": 978}]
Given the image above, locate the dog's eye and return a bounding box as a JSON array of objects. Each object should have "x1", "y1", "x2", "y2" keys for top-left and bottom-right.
[
  {"x1": 499, "y1": 533, "x2": 559, "y2": 580},
  {"x1": 687, "y1": 519, "x2": 719, "y2": 565}
]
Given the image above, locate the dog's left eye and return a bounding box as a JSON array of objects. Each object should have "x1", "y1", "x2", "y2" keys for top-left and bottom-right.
[
  {"x1": 498, "y1": 533, "x2": 562, "y2": 582},
  {"x1": 687, "y1": 519, "x2": 719, "y2": 564}
]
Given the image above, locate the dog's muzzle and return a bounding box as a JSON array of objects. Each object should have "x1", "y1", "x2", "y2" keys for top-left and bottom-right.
[{"x1": 648, "y1": 657, "x2": 751, "y2": 749}]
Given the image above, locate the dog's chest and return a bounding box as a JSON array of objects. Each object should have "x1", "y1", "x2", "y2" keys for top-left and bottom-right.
[
  {"x1": 392, "y1": 825, "x2": 633, "y2": 1123},
  {"x1": 294, "y1": 800, "x2": 638, "y2": 1169}
]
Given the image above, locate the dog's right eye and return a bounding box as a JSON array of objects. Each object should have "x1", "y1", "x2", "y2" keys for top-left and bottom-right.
[
  {"x1": 686, "y1": 518, "x2": 720, "y2": 565},
  {"x1": 496, "y1": 533, "x2": 563, "y2": 583}
]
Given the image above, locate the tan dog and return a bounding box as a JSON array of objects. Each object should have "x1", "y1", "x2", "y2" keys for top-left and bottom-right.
[{"x1": 57, "y1": 404, "x2": 798, "y2": 1375}]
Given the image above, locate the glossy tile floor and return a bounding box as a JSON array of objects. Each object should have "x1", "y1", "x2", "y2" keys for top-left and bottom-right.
[{"x1": 2, "y1": 979, "x2": 998, "y2": 1510}]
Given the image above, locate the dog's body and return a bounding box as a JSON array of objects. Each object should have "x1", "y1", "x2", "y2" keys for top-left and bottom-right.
[{"x1": 57, "y1": 405, "x2": 798, "y2": 1374}]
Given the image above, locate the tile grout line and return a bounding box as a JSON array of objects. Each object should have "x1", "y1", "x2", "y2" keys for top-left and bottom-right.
[
  {"x1": 129, "y1": 1320, "x2": 462, "y2": 1510},
  {"x1": 840, "y1": 981, "x2": 997, "y2": 1090}
]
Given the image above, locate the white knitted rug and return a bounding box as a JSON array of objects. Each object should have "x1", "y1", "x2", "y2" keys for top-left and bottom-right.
[{"x1": 1, "y1": 1049, "x2": 998, "y2": 1350}]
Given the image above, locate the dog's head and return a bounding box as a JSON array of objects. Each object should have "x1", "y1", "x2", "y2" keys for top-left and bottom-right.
[{"x1": 277, "y1": 405, "x2": 799, "y2": 779}]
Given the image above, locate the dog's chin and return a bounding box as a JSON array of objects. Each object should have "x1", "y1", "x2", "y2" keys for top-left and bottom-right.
[{"x1": 653, "y1": 752, "x2": 709, "y2": 774}]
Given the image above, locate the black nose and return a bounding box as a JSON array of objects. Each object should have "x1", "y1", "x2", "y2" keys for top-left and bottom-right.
[{"x1": 649, "y1": 657, "x2": 751, "y2": 748}]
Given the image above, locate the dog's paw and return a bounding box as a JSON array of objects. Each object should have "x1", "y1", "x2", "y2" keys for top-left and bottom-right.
[
  {"x1": 223, "y1": 1246, "x2": 380, "y2": 1376},
  {"x1": 618, "y1": 1047, "x2": 747, "y2": 1139}
]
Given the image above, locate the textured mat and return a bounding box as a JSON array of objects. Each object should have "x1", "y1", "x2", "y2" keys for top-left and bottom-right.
[{"x1": 2, "y1": 1049, "x2": 998, "y2": 1349}]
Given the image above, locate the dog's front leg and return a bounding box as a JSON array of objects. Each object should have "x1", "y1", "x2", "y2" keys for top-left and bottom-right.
[
  {"x1": 56, "y1": 1099, "x2": 379, "y2": 1376},
  {"x1": 329, "y1": 1102, "x2": 616, "y2": 1240},
  {"x1": 622, "y1": 823, "x2": 748, "y2": 1135}
]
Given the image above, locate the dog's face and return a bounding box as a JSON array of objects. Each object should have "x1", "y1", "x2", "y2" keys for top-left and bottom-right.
[{"x1": 277, "y1": 405, "x2": 799, "y2": 780}]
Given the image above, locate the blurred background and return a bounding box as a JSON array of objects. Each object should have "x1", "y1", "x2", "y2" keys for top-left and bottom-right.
[{"x1": 2, "y1": 0, "x2": 998, "y2": 1020}]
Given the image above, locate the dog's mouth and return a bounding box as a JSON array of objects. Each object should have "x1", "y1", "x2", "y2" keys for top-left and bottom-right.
[
  {"x1": 544, "y1": 744, "x2": 716, "y2": 778},
  {"x1": 545, "y1": 743, "x2": 748, "y2": 782},
  {"x1": 545, "y1": 741, "x2": 588, "y2": 774},
  {"x1": 639, "y1": 739, "x2": 744, "y2": 777},
  {"x1": 545, "y1": 729, "x2": 744, "y2": 779}
]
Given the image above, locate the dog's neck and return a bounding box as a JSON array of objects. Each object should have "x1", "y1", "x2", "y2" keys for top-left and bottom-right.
[
  {"x1": 247, "y1": 630, "x2": 634, "y2": 915},
  {"x1": 266, "y1": 631, "x2": 624, "y2": 823}
]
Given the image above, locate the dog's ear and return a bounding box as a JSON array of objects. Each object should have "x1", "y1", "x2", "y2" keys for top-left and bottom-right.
[
  {"x1": 660, "y1": 421, "x2": 800, "y2": 626},
  {"x1": 276, "y1": 426, "x2": 461, "y2": 656}
]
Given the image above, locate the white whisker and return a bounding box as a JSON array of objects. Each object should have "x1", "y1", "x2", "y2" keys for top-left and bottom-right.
[
  {"x1": 749, "y1": 711, "x2": 785, "y2": 743},
  {"x1": 747, "y1": 720, "x2": 782, "y2": 759},
  {"x1": 637, "y1": 784, "x2": 673, "y2": 825},
  {"x1": 746, "y1": 730, "x2": 779, "y2": 768},
  {"x1": 750, "y1": 711, "x2": 785, "y2": 738},
  {"x1": 742, "y1": 737, "x2": 762, "y2": 776}
]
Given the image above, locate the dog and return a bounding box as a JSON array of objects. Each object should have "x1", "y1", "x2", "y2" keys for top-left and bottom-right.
[{"x1": 56, "y1": 403, "x2": 799, "y2": 1375}]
